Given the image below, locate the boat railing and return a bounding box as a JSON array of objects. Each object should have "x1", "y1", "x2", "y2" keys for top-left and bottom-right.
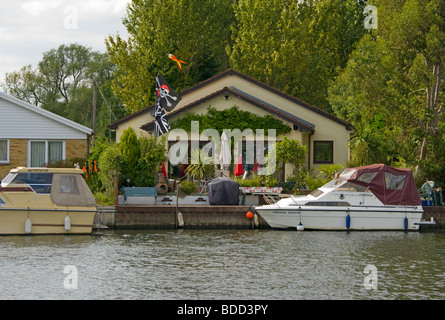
[{"x1": 262, "y1": 193, "x2": 291, "y2": 205}]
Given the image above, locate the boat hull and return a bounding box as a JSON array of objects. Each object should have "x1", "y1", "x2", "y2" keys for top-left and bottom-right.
[
  {"x1": 0, "y1": 208, "x2": 96, "y2": 235},
  {"x1": 255, "y1": 206, "x2": 423, "y2": 231}
]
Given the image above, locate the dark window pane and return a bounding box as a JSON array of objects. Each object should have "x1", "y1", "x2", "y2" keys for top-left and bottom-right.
[{"x1": 314, "y1": 141, "x2": 333, "y2": 163}]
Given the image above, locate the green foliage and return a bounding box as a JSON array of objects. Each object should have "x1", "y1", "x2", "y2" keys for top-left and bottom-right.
[
  {"x1": 105, "y1": 0, "x2": 235, "y2": 113},
  {"x1": 106, "y1": 0, "x2": 366, "y2": 113},
  {"x1": 81, "y1": 159, "x2": 101, "y2": 195},
  {"x1": 229, "y1": 0, "x2": 366, "y2": 110},
  {"x1": 274, "y1": 137, "x2": 308, "y2": 189},
  {"x1": 179, "y1": 180, "x2": 198, "y2": 195},
  {"x1": 304, "y1": 172, "x2": 329, "y2": 191},
  {"x1": 185, "y1": 148, "x2": 215, "y2": 181},
  {"x1": 133, "y1": 135, "x2": 168, "y2": 187},
  {"x1": 95, "y1": 133, "x2": 167, "y2": 203},
  {"x1": 264, "y1": 175, "x2": 278, "y2": 188},
  {"x1": 329, "y1": 0, "x2": 445, "y2": 186},
  {"x1": 234, "y1": 173, "x2": 278, "y2": 188},
  {"x1": 170, "y1": 106, "x2": 291, "y2": 135},
  {"x1": 317, "y1": 164, "x2": 344, "y2": 179},
  {"x1": 1, "y1": 43, "x2": 126, "y2": 142},
  {"x1": 97, "y1": 143, "x2": 122, "y2": 204},
  {"x1": 234, "y1": 174, "x2": 262, "y2": 187},
  {"x1": 275, "y1": 137, "x2": 308, "y2": 171},
  {"x1": 119, "y1": 127, "x2": 141, "y2": 184},
  {"x1": 118, "y1": 128, "x2": 168, "y2": 187}
]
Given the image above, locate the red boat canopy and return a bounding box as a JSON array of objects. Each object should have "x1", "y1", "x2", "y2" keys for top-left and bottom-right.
[{"x1": 338, "y1": 164, "x2": 421, "y2": 206}]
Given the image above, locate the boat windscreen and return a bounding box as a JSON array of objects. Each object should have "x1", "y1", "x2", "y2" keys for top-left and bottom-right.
[
  {"x1": 322, "y1": 179, "x2": 344, "y2": 189},
  {"x1": 339, "y1": 169, "x2": 356, "y2": 180},
  {"x1": 4, "y1": 172, "x2": 53, "y2": 194},
  {"x1": 336, "y1": 182, "x2": 369, "y2": 192}
]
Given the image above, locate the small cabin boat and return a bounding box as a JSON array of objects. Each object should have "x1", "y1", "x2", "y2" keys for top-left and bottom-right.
[
  {"x1": 255, "y1": 164, "x2": 424, "y2": 231},
  {"x1": 0, "y1": 167, "x2": 97, "y2": 234}
]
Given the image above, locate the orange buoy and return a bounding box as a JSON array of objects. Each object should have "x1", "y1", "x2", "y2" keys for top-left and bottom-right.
[{"x1": 246, "y1": 211, "x2": 254, "y2": 219}]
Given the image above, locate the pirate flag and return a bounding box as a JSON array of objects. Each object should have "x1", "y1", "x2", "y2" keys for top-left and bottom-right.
[
  {"x1": 154, "y1": 102, "x2": 170, "y2": 137},
  {"x1": 155, "y1": 72, "x2": 181, "y2": 112},
  {"x1": 153, "y1": 72, "x2": 181, "y2": 137}
]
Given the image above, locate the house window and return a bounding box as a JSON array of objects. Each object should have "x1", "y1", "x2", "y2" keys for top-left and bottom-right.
[
  {"x1": 0, "y1": 140, "x2": 9, "y2": 164},
  {"x1": 314, "y1": 141, "x2": 333, "y2": 164},
  {"x1": 28, "y1": 140, "x2": 65, "y2": 167}
]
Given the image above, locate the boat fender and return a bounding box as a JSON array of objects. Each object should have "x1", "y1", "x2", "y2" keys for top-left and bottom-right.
[
  {"x1": 177, "y1": 212, "x2": 184, "y2": 228},
  {"x1": 25, "y1": 217, "x2": 32, "y2": 234},
  {"x1": 64, "y1": 215, "x2": 71, "y2": 231},
  {"x1": 253, "y1": 213, "x2": 259, "y2": 228},
  {"x1": 346, "y1": 214, "x2": 351, "y2": 230},
  {"x1": 404, "y1": 217, "x2": 408, "y2": 230},
  {"x1": 297, "y1": 222, "x2": 304, "y2": 231}
]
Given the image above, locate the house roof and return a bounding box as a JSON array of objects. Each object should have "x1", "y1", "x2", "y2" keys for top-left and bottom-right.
[
  {"x1": 108, "y1": 68, "x2": 353, "y2": 131},
  {"x1": 0, "y1": 91, "x2": 93, "y2": 135},
  {"x1": 141, "y1": 86, "x2": 315, "y2": 132}
]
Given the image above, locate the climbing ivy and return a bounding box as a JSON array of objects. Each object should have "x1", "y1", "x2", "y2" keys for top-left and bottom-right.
[{"x1": 170, "y1": 106, "x2": 291, "y2": 135}]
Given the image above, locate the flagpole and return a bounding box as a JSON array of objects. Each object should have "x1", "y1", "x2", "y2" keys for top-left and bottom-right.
[{"x1": 153, "y1": 71, "x2": 182, "y2": 227}]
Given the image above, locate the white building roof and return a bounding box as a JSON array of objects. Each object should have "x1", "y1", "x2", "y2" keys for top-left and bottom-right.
[{"x1": 0, "y1": 91, "x2": 93, "y2": 139}]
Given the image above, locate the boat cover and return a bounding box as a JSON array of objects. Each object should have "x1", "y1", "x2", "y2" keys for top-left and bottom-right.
[
  {"x1": 208, "y1": 177, "x2": 240, "y2": 205},
  {"x1": 339, "y1": 164, "x2": 421, "y2": 206},
  {"x1": 50, "y1": 173, "x2": 97, "y2": 207}
]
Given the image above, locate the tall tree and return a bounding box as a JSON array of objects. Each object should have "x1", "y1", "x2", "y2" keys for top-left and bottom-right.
[
  {"x1": 229, "y1": 0, "x2": 366, "y2": 110},
  {"x1": 105, "y1": 0, "x2": 235, "y2": 113},
  {"x1": 2, "y1": 43, "x2": 125, "y2": 141},
  {"x1": 329, "y1": 0, "x2": 444, "y2": 184},
  {"x1": 2, "y1": 65, "x2": 46, "y2": 106}
]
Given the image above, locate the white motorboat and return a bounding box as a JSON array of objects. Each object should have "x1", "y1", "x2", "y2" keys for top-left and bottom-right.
[{"x1": 255, "y1": 164, "x2": 424, "y2": 231}]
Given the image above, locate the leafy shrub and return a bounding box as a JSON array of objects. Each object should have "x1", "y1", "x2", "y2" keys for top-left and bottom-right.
[{"x1": 179, "y1": 180, "x2": 198, "y2": 194}]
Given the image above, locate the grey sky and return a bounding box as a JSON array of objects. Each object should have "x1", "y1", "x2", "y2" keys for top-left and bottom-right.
[{"x1": 0, "y1": 0, "x2": 130, "y2": 85}]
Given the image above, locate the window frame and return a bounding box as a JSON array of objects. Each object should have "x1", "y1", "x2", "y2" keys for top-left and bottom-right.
[
  {"x1": 313, "y1": 140, "x2": 334, "y2": 164},
  {"x1": 27, "y1": 140, "x2": 66, "y2": 167},
  {"x1": 0, "y1": 139, "x2": 10, "y2": 164}
]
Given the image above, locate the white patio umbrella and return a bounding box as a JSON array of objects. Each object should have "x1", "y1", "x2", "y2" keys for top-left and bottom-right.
[{"x1": 219, "y1": 131, "x2": 231, "y2": 171}]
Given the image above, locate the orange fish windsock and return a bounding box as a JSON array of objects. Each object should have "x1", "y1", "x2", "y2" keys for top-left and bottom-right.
[{"x1": 168, "y1": 53, "x2": 186, "y2": 70}]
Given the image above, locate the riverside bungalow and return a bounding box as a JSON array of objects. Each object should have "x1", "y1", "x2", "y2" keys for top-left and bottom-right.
[
  {"x1": 109, "y1": 69, "x2": 353, "y2": 180},
  {"x1": 0, "y1": 91, "x2": 93, "y2": 179}
]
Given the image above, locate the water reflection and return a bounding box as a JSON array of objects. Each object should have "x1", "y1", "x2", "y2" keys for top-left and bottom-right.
[{"x1": 0, "y1": 229, "x2": 444, "y2": 300}]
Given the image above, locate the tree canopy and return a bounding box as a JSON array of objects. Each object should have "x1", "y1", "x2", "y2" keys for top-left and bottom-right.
[
  {"x1": 229, "y1": 0, "x2": 366, "y2": 110},
  {"x1": 105, "y1": 0, "x2": 235, "y2": 113},
  {"x1": 329, "y1": 0, "x2": 445, "y2": 185},
  {"x1": 1, "y1": 43, "x2": 127, "y2": 141}
]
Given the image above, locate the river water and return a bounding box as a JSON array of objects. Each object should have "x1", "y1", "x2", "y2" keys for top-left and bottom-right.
[{"x1": 0, "y1": 229, "x2": 444, "y2": 300}]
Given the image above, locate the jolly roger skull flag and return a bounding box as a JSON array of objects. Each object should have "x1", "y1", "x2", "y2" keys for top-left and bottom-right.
[
  {"x1": 155, "y1": 72, "x2": 181, "y2": 112},
  {"x1": 154, "y1": 72, "x2": 181, "y2": 137},
  {"x1": 154, "y1": 103, "x2": 170, "y2": 137}
]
